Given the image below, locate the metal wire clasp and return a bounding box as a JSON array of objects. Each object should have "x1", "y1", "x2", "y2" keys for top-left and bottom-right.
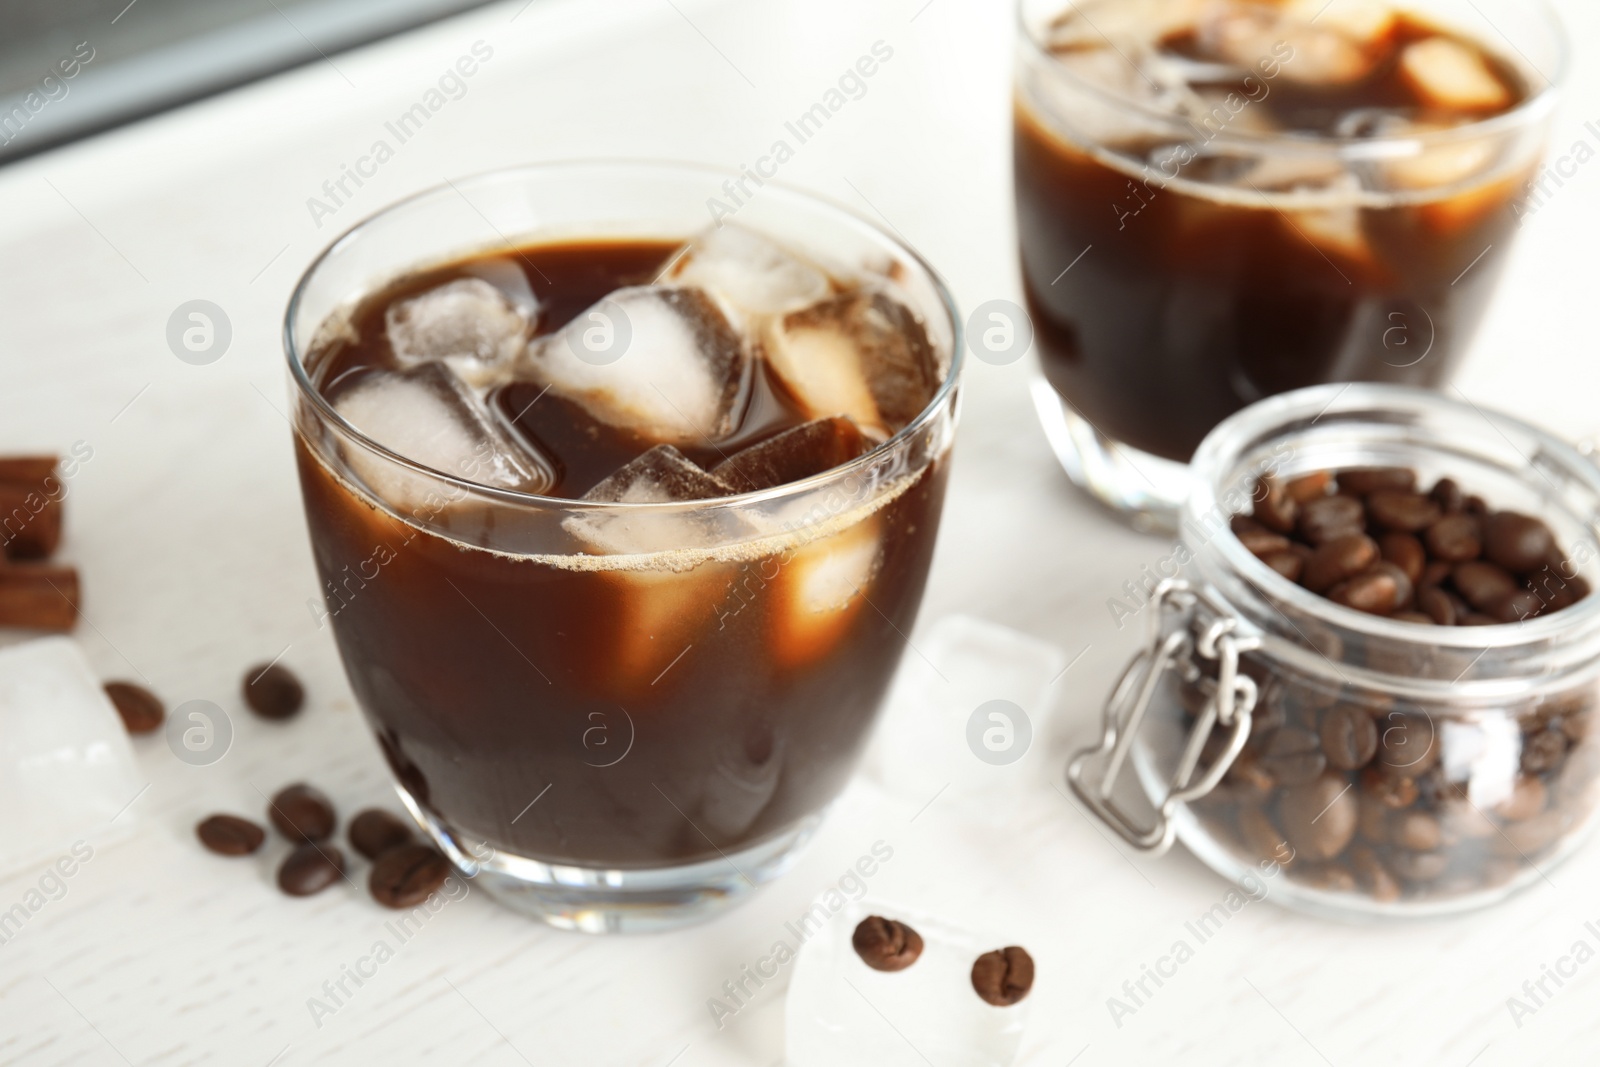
[{"x1": 1066, "y1": 579, "x2": 1260, "y2": 856}]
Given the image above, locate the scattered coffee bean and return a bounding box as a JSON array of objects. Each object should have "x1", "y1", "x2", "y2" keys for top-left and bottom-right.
[
  {"x1": 244, "y1": 662, "x2": 305, "y2": 720},
  {"x1": 1483, "y1": 512, "x2": 1555, "y2": 574},
  {"x1": 104, "y1": 681, "x2": 164, "y2": 734},
  {"x1": 1329, "y1": 564, "x2": 1408, "y2": 616},
  {"x1": 971, "y1": 946, "x2": 1034, "y2": 1007},
  {"x1": 278, "y1": 843, "x2": 345, "y2": 896},
  {"x1": 268, "y1": 783, "x2": 336, "y2": 842},
  {"x1": 196, "y1": 814, "x2": 266, "y2": 856},
  {"x1": 1320, "y1": 705, "x2": 1378, "y2": 771},
  {"x1": 369, "y1": 843, "x2": 452, "y2": 908},
  {"x1": 349, "y1": 809, "x2": 415, "y2": 860},
  {"x1": 852, "y1": 916, "x2": 925, "y2": 972}
]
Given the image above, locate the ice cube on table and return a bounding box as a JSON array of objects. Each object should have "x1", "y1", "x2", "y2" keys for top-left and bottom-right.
[
  {"x1": 1399, "y1": 38, "x2": 1511, "y2": 112},
  {"x1": 385, "y1": 277, "x2": 535, "y2": 388},
  {"x1": 763, "y1": 291, "x2": 939, "y2": 440},
  {"x1": 787, "y1": 900, "x2": 1029, "y2": 1067},
  {"x1": 868, "y1": 615, "x2": 1068, "y2": 808},
  {"x1": 711, "y1": 416, "x2": 869, "y2": 494},
  {"x1": 332, "y1": 363, "x2": 554, "y2": 506},
  {"x1": 563, "y1": 446, "x2": 745, "y2": 696},
  {"x1": 519, "y1": 286, "x2": 749, "y2": 446},
  {"x1": 662, "y1": 224, "x2": 831, "y2": 324},
  {"x1": 0, "y1": 637, "x2": 143, "y2": 876}
]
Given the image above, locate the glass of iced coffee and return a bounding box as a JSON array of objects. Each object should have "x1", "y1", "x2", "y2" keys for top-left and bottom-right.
[
  {"x1": 284, "y1": 163, "x2": 961, "y2": 932},
  {"x1": 1015, "y1": 0, "x2": 1565, "y2": 529}
]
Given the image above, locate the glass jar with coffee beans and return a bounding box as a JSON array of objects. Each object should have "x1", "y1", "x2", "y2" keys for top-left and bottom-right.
[{"x1": 1070, "y1": 384, "x2": 1600, "y2": 919}]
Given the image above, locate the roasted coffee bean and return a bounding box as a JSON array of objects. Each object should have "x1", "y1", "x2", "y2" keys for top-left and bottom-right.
[
  {"x1": 278, "y1": 843, "x2": 345, "y2": 896},
  {"x1": 1430, "y1": 478, "x2": 1465, "y2": 514},
  {"x1": 1280, "y1": 774, "x2": 1357, "y2": 861},
  {"x1": 1417, "y1": 586, "x2": 1457, "y2": 627},
  {"x1": 1298, "y1": 864, "x2": 1358, "y2": 893},
  {"x1": 1362, "y1": 767, "x2": 1419, "y2": 809},
  {"x1": 349, "y1": 809, "x2": 414, "y2": 860},
  {"x1": 1393, "y1": 810, "x2": 1443, "y2": 851},
  {"x1": 1258, "y1": 728, "x2": 1326, "y2": 786},
  {"x1": 1392, "y1": 611, "x2": 1433, "y2": 624},
  {"x1": 1337, "y1": 468, "x2": 1416, "y2": 495},
  {"x1": 1222, "y1": 754, "x2": 1276, "y2": 805},
  {"x1": 1483, "y1": 512, "x2": 1555, "y2": 574},
  {"x1": 852, "y1": 916, "x2": 925, "y2": 972},
  {"x1": 244, "y1": 663, "x2": 305, "y2": 720},
  {"x1": 268, "y1": 783, "x2": 336, "y2": 842},
  {"x1": 1298, "y1": 495, "x2": 1365, "y2": 545},
  {"x1": 1238, "y1": 806, "x2": 1289, "y2": 862},
  {"x1": 1320, "y1": 705, "x2": 1378, "y2": 770},
  {"x1": 1522, "y1": 729, "x2": 1568, "y2": 774},
  {"x1": 1261, "y1": 550, "x2": 1305, "y2": 583},
  {"x1": 971, "y1": 947, "x2": 1034, "y2": 1006},
  {"x1": 1460, "y1": 612, "x2": 1499, "y2": 626},
  {"x1": 1358, "y1": 795, "x2": 1390, "y2": 843},
  {"x1": 1237, "y1": 526, "x2": 1292, "y2": 558},
  {"x1": 1379, "y1": 533, "x2": 1426, "y2": 586},
  {"x1": 1465, "y1": 494, "x2": 1489, "y2": 515},
  {"x1": 1453, "y1": 561, "x2": 1518, "y2": 613},
  {"x1": 1489, "y1": 588, "x2": 1545, "y2": 624},
  {"x1": 1303, "y1": 534, "x2": 1379, "y2": 594},
  {"x1": 1419, "y1": 560, "x2": 1455, "y2": 589},
  {"x1": 1376, "y1": 714, "x2": 1438, "y2": 776},
  {"x1": 369, "y1": 843, "x2": 452, "y2": 909},
  {"x1": 1285, "y1": 471, "x2": 1331, "y2": 503},
  {"x1": 1424, "y1": 514, "x2": 1481, "y2": 562},
  {"x1": 1367, "y1": 491, "x2": 1441, "y2": 533},
  {"x1": 196, "y1": 814, "x2": 266, "y2": 856},
  {"x1": 1252, "y1": 477, "x2": 1297, "y2": 534},
  {"x1": 104, "y1": 681, "x2": 164, "y2": 734},
  {"x1": 1329, "y1": 564, "x2": 1408, "y2": 617}
]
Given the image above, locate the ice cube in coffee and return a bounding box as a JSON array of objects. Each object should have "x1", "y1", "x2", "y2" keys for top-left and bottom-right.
[
  {"x1": 1015, "y1": 0, "x2": 1560, "y2": 482},
  {"x1": 290, "y1": 206, "x2": 956, "y2": 926}
]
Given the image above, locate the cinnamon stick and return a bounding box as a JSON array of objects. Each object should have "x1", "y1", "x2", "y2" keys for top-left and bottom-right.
[{"x1": 0, "y1": 563, "x2": 79, "y2": 631}]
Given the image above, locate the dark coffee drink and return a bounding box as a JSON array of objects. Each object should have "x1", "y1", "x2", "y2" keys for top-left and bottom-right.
[
  {"x1": 294, "y1": 224, "x2": 953, "y2": 880},
  {"x1": 1016, "y1": 0, "x2": 1555, "y2": 465}
]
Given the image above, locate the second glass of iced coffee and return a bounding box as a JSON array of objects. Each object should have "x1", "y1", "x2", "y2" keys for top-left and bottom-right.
[
  {"x1": 285, "y1": 163, "x2": 961, "y2": 932},
  {"x1": 1015, "y1": 0, "x2": 1565, "y2": 528}
]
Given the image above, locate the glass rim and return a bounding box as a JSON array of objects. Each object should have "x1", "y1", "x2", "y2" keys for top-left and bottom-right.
[
  {"x1": 282, "y1": 159, "x2": 964, "y2": 514},
  {"x1": 1014, "y1": 0, "x2": 1569, "y2": 159},
  {"x1": 1188, "y1": 382, "x2": 1600, "y2": 651}
]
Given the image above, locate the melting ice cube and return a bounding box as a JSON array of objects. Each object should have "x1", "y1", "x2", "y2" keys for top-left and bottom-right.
[
  {"x1": 332, "y1": 363, "x2": 554, "y2": 506},
  {"x1": 385, "y1": 277, "x2": 535, "y2": 388},
  {"x1": 786, "y1": 900, "x2": 1030, "y2": 1067},
  {"x1": 763, "y1": 291, "x2": 939, "y2": 440},
  {"x1": 711, "y1": 416, "x2": 869, "y2": 494},
  {"x1": 1399, "y1": 37, "x2": 1512, "y2": 112},
  {"x1": 519, "y1": 286, "x2": 749, "y2": 447},
  {"x1": 0, "y1": 637, "x2": 143, "y2": 876},
  {"x1": 770, "y1": 516, "x2": 882, "y2": 670},
  {"x1": 564, "y1": 445, "x2": 740, "y2": 555},
  {"x1": 1200, "y1": 6, "x2": 1373, "y2": 85},
  {"x1": 663, "y1": 224, "x2": 831, "y2": 324}
]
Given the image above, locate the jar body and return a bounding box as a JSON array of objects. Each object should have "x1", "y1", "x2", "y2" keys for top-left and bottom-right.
[{"x1": 1126, "y1": 384, "x2": 1600, "y2": 918}]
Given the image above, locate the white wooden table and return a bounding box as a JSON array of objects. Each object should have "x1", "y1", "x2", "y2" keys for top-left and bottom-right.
[{"x1": 1, "y1": 0, "x2": 1598, "y2": 1062}]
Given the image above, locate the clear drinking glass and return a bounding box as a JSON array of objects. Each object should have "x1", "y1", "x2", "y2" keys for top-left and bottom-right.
[
  {"x1": 283, "y1": 163, "x2": 962, "y2": 932},
  {"x1": 1014, "y1": 0, "x2": 1566, "y2": 531}
]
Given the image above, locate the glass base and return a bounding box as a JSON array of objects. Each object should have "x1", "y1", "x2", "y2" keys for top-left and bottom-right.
[
  {"x1": 396, "y1": 786, "x2": 821, "y2": 933},
  {"x1": 1030, "y1": 377, "x2": 1192, "y2": 535}
]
